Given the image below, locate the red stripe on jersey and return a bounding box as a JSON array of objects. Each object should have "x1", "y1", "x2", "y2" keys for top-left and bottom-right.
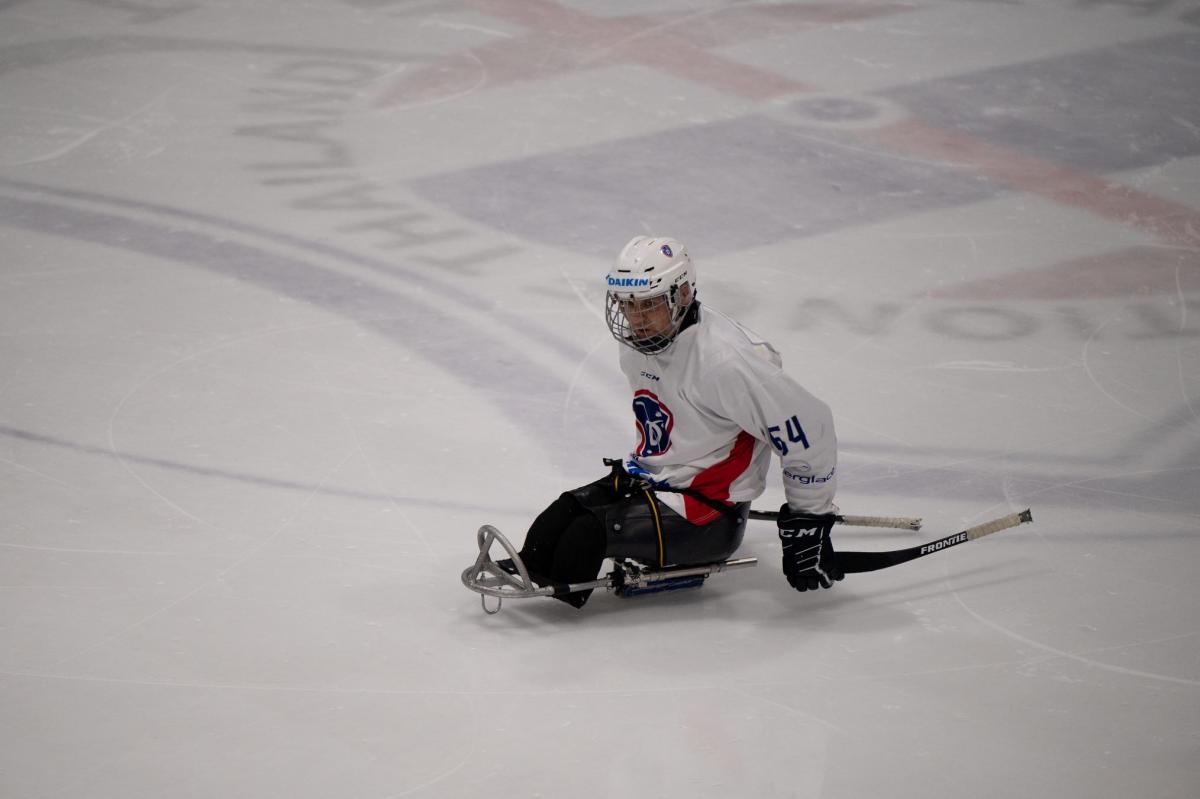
[{"x1": 683, "y1": 431, "x2": 757, "y2": 524}]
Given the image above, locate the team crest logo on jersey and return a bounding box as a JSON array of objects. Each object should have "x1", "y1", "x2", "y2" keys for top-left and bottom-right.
[{"x1": 632, "y1": 389, "x2": 673, "y2": 457}]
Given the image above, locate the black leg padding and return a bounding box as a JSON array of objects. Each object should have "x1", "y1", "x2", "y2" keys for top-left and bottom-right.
[
  {"x1": 550, "y1": 514, "x2": 607, "y2": 608},
  {"x1": 519, "y1": 492, "x2": 606, "y2": 607},
  {"x1": 519, "y1": 492, "x2": 587, "y2": 578}
]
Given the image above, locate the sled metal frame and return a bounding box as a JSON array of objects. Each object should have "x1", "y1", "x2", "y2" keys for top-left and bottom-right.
[{"x1": 461, "y1": 525, "x2": 757, "y2": 614}]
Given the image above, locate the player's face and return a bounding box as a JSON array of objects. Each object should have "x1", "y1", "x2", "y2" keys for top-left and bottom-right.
[{"x1": 620, "y1": 295, "x2": 673, "y2": 339}]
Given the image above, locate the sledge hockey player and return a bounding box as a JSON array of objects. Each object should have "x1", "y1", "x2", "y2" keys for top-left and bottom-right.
[{"x1": 510, "y1": 236, "x2": 843, "y2": 607}]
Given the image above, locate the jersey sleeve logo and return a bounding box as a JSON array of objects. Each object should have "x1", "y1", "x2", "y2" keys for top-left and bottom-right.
[{"x1": 632, "y1": 389, "x2": 674, "y2": 457}]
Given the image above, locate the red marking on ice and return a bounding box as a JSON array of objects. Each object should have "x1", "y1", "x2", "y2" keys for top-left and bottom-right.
[
  {"x1": 929, "y1": 245, "x2": 1200, "y2": 300},
  {"x1": 866, "y1": 119, "x2": 1200, "y2": 251},
  {"x1": 381, "y1": 0, "x2": 1200, "y2": 272},
  {"x1": 373, "y1": 1, "x2": 911, "y2": 106},
  {"x1": 867, "y1": 119, "x2": 1200, "y2": 300}
]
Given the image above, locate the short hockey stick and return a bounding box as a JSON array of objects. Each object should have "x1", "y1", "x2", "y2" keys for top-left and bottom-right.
[
  {"x1": 835, "y1": 509, "x2": 1033, "y2": 574},
  {"x1": 748, "y1": 509, "x2": 923, "y2": 531}
]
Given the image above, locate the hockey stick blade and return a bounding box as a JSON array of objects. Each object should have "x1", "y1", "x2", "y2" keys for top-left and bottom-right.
[
  {"x1": 748, "y1": 510, "x2": 923, "y2": 531},
  {"x1": 836, "y1": 509, "x2": 1033, "y2": 574}
]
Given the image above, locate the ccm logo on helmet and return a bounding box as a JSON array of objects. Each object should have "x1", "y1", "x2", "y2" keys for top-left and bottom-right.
[{"x1": 607, "y1": 277, "x2": 651, "y2": 287}]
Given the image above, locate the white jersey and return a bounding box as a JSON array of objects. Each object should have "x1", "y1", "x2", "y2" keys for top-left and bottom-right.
[{"x1": 620, "y1": 304, "x2": 837, "y2": 523}]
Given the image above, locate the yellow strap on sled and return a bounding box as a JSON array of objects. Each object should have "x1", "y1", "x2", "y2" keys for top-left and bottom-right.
[{"x1": 643, "y1": 489, "x2": 666, "y2": 567}]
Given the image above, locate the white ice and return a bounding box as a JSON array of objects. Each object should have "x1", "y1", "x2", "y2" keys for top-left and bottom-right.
[{"x1": 1, "y1": 1, "x2": 1198, "y2": 797}]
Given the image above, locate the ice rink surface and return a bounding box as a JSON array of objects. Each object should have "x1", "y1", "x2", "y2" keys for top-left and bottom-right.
[{"x1": 1, "y1": 0, "x2": 1198, "y2": 796}]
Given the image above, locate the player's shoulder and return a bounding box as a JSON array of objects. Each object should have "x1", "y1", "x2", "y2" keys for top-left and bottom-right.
[{"x1": 696, "y1": 305, "x2": 783, "y2": 372}]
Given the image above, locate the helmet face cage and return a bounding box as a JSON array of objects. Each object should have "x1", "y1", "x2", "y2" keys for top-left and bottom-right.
[{"x1": 605, "y1": 282, "x2": 690, "y2": 355}]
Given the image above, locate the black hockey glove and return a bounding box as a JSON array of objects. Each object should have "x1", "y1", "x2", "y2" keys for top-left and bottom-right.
[{"x1": 777, "y1": 505, "x2": 844, "y2": 591}]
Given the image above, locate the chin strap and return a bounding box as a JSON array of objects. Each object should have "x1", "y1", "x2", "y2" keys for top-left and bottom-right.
[{"x1": 676, "y1": 297, "x2": 701, "y2": 333}]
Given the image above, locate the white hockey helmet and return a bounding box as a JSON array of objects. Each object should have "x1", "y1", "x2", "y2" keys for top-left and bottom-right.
[{"x1": 605, "y1": 236, "x2": 696, "y2": 354}]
